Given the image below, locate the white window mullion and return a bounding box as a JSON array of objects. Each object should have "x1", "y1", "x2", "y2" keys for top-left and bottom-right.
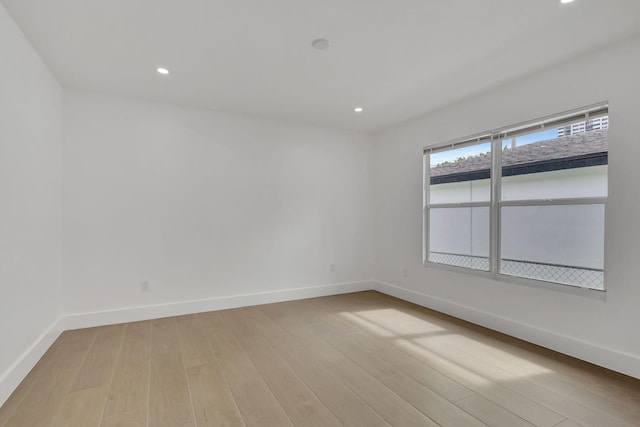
[
  {"x1": 499, "y1": 197, "x2": 607, "y2": 207},
  {"x1": 491, "y1": 133, "x2": 502, "y2": 278}
]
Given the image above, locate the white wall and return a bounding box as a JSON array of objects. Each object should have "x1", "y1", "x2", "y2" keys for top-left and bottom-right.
[
  {"x1": 62, "y1": 91, "x2": 373, "y2": 315},
  {"x1": 0, "y1": 3, "x2": 63, "y2": 402},
  {"x1": 373, "y1": 36, "x2": 640, "y2": 377}
]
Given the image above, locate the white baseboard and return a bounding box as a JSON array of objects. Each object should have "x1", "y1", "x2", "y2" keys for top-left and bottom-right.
[
  {"x1": 0, "y1": 318, "x2": 64, "y2": 408},
  {"x1": 373, "y1": 280, "x2": 640, "y2": 380},
  {"x1": 61, "y1": 280, "x2": 376, "y2": 330}
]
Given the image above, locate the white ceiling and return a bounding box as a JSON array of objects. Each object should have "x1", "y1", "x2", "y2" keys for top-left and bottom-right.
[{"x1": 3, "y1": 0, "x2": 640, "y2": 132}]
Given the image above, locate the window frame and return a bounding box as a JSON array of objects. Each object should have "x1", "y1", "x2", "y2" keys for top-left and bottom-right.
[{"x1": 424, "y1": 102, "x2": 608, "y2": 293}]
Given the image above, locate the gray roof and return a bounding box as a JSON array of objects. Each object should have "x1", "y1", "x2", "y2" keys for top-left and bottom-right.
[{"x1": 431, "y1": 129, "x2": 608, "y2": 178}]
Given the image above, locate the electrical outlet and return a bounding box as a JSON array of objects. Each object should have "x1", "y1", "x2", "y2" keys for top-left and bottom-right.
[
  {"x1": 330, "y1": 263, "x2": 336, "y2": 272},
  {"x1": 141, "y1": 280, "x2": 150, "y2": 292},
  {"x1": 403, "y1": 268, "x2": 409, "y2": 278}
]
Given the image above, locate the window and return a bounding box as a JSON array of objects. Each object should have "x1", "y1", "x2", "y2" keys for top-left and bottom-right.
[
  {"x1": 425, "y1": 103, "x2": 608, "y2": 290},
  {"x1": 427, "y1": 137, "x2": 492, "y2": 271}
]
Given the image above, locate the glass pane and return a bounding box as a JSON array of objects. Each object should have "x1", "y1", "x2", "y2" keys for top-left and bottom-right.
[
  {"x1": 428, "y1": 207, "x2": 489, "y2": 271},
  {"x1": 429, "y1": 141, "x2": 492, "y2": 204},
  {"x1": 501, "y1": 118, "x2": 608, "y2": 201},
  {"x1": 500, "y1": 204, "x2": 605, "y2": 290}
]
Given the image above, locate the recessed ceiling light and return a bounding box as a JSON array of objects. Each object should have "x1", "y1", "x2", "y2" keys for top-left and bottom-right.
[
  {"x1": 156, "y1": 67, "x2": 170, "y2": 75},
  {"x1": 354, "y1": 107, "x2": 364, "y2": 113},
  {"x1": 311, "y1": 39, "x2": 331, "y2": 50},
  {"x1": 560, "y1": 0, "x2": 575, "y2": 3}
]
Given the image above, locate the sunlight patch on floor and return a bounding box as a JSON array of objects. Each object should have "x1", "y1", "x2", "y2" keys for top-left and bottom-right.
[
  {"x1": 339, "y1": 309, "x2": 446, "y2": 337},
  {"x1": 339, "y1": 307, "x2": 552, "y2": 377},
  {"x1": 338, "y1": 312, "x2": 398, "y2": 338},
  {"x1": 429, "y1": 334, "x2": 553, "y2": 376},
  {"x1": 397, "y1": 339, "x2": 493, "y2": 387}
]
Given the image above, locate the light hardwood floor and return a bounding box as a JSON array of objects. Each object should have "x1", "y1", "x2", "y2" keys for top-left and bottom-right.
[{"x1": 1, "y1": 291, "x2": 639, "y2": 427}]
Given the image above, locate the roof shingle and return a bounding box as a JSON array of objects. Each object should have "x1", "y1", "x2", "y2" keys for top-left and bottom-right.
[{"x1": 430, "y1": 129, "x2": 608, "y2": 179}]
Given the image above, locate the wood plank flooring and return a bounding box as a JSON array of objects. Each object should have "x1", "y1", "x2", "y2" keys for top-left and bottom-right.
[{"x1": 1, "y1": 291, "x2": 639, "y2": 427}]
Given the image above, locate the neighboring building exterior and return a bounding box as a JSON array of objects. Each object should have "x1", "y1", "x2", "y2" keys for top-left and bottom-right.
[{"x1": 557, "y1": 116, "x2": 609, "y2": 137}]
